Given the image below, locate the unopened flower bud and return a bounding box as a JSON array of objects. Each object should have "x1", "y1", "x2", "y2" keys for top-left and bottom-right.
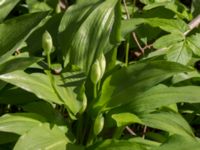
[{"x1": 42, "y1": 31, "x2": 53, "y2": 55}]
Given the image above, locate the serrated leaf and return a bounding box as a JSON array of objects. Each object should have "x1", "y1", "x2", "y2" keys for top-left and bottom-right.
[
  {"x1": 167, "y1": 41, "x2": 192, "y2": 65},
  {"x1": 122, "y1": 18, "x2": 189, "y2": 35},
  {"x1": 153, "y1": 33, "x2": 184, "y2": 49},
  {"x1": 14, "y1": 123, "x2": 69, "y2": 150},
  {"x1": 186, "y1": 33, "x2": 200, "y2": 56}
]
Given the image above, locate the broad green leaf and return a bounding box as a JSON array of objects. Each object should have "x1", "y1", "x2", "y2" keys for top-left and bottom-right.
[
  {"x1": 0, "y1": 11, "x2": 48, "y2": 58},
  {"x1": 22, "y1": 101, "x2": 65, "y2": 125},
  {"x1": 0, "y1": 113, "x2": 45, "y2": 135},
  {"x1": 0, "y1": 87, "x2": 38, "y2": 104},
  {"x1": 154, "y1": 134, "x2": 200, "y2": 150},
  {"x1": 0, "y1": 56, "x2": 42, "y2": 74},
  {"x1": 140, "y1": 110, "x2": 194, "y2": 138},
  {"x1": 186, "y1": 33, "x2": 200, "y2": 57},
  {"x1": 14, "y1": 123, "x2": 69, "y2": 150},
  {"x1": 59, "y1": 0, "x2": 121, "y2": 73},
  {"x1": 0, "y1": 71, "x2": 63, "y2": 104},
  {"x1": 167, "y1": 41, "x2": 192, "y2": 65},
  {"x1": 124, "y1": 84, "x2": 200, "y2": 114},
  {"x1": 153, "y1": 33, "x2": 184, "y2": 49},
  {"x1": 111, "y1": 113, "x2": 142, "y2": 127},
  {"x1": 53, "y1": 71, "x2": 86, "y2": 117},
  {"x1": 0, "y1": 0, "x2": 20, "y2": 22},
  {"x1": 87, "y1": 139, "x2": 147, "y2": 150},
  {"x1": 93, "y1": 61, "x2": 192, "y2": 112}
]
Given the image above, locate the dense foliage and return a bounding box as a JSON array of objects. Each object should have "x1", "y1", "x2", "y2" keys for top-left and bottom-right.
[{"x1": 0, "y1": 0, "x2": 200, "y2": 149}]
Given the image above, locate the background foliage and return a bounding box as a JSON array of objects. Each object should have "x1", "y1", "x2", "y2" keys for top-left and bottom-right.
[{"x1": 0, "y1": 0, "x2": 200, "y2": 149}]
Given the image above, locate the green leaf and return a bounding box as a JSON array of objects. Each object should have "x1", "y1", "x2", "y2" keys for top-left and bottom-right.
[
  {"x1": 121, "y1": 18, "x2": 144, "y2": 39},
  {"x1": 0, "y1": 87, "x2": 38, "y2": 104},
  {"x1": 122, "y1": 18, "x2": 189, "y2": 35},
  {"x1": 93, "y1": 61, "x2": 192, "y2": 112},
  {"x1": 22, "y1": 101, "x2": 65, "y2": 125},
  {"x1": 53, "y1": 72, "x2": 86, "y2": 116},
  {"x1": 186, "y1": 33, "x2": 200, "y2": 57},
  {"x1": 111, "y1": 113, "x2": 142, "y2": 127},
  {"x1": 140, "y1": 110, "x2": 194, "y2": 138},
  {"x1": 14, "y1": 123, "x2": 69, "y2": 150},
  {"x1": 154, "y1": 134, "x2": 200, "y2": 150},
  {"x1": 0, "y1": 56, "x2": 42, "y2": 74},
  {"x1": 87, "y1": 139, "x2": 147, "y2": 150},
  {"x1": 0, "y1": 113, "x2": 45, "y2": 135},
  {"x1": 0, "y1": 0, "x2": 20, "y2": 22},
  {"x1": 143, "y1": 1, "x2": 191, "y2": 20},
  {"x1": 59, "y1": 0, "x2": 121, "y2": 73},
  {"x1": 145, "y1": 18, "x2": 189, "y2": 34},
  {"x1": 0, "y1": 71, "x2": 63, "y2": 104},
  {"x1": 153, "y1": 33, "x2": 184, "y2": 49},
  {"x1": 124, "y1": 84, "x2": 200, "y2": 114},
  {"x1": 166, "y1": 41, "x2": 192, "y2": 65},
  {"x1": 0, "y1": 11, "x2": 48, "y2": 58}
]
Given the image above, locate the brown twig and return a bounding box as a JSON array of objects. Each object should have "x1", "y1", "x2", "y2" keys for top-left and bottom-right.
[
  {"x1": 122, "y1": 0, "x2": 144, "y2": 54},
  {"x1": 125, "y1": 126, "x2": 137, "y2": 136},
  {"x1": 142, "y1": 126, "x2": 147, "y2": 139},
  {"x1": 184, "y1": 14, "x2": 200, "y2": 36}
]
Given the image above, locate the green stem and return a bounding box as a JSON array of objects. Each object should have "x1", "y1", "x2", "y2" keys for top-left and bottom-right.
[
  {"x1": 47, "y1": 53, "x2": 51, "y2": 70},
  {"x1": 93, "y1": 83, "x2": 97, "y2": 99},
  {"x1": 125, "y1": 36, "x2": 130, "y2": 67}
]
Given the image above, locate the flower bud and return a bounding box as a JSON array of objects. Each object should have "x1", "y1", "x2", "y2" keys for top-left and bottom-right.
[
  {"x1": 42, "y1": 31, "x2": 53, "y2": 55},
  {"x1": 90, "y1": 60, "x2": 101, "y2": 84},
  {"x1": 93, "y1": 114, "x2": 104, "y2": 136},
  {"x1": 78, "y1": 93, "x2": 87, "y2": 114},
  {"x1": 98, "y1": 53, "x2": 106, "y2": 78}
]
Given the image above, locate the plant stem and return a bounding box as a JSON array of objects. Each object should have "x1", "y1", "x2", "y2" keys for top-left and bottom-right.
[
  {"x1": 93, "y1": 83, "x2": 97, "y2": 98},
  {"x1": 125, "y1": 36, "x2": 130, "y2": 66},
  {"x1": 47, "y1": 53, "x2": 51, "y2": 70},
  {"x1": 184, "y1": 14, "x2": 200, "y2": 36}
]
